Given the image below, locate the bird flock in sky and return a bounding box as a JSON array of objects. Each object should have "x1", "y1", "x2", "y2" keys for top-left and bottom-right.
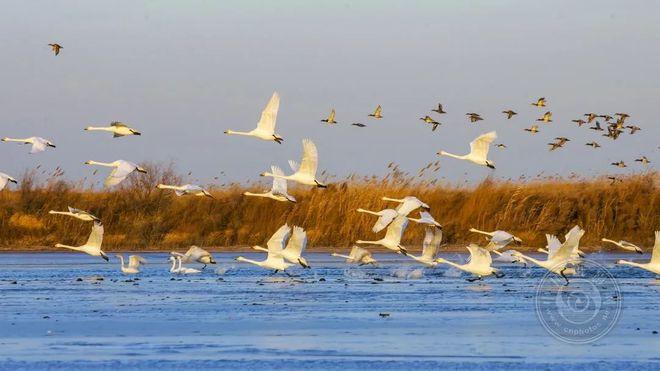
[{"x1": 0, "y1": 43, "x2": 658, "y2": 284}]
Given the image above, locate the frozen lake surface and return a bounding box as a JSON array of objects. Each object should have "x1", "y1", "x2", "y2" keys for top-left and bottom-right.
[{"x1": 0, "y1": 252, "x2": 658, "y2": 370}]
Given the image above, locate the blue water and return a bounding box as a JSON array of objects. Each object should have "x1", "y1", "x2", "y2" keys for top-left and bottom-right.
[{"x1": 0, "y1": 252, "x2": 658, "y2": 370}]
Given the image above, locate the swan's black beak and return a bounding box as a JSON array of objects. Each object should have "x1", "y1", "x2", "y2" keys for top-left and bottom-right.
[
  {"x1": 9, "y1": 179, "x2": 17, "y2": 184},
  {"x1": 47, "y1": 144, "x2": 56, "y2": 148},
  {"x1": 636, "y1": 250, "x2": 643, "y2": 255},
  {"x1": 133, "y1": 131, "x2": 141, "y2": 136},
  {"x1": 101, "y1": 255, "x2": 109, "y2": 262}
]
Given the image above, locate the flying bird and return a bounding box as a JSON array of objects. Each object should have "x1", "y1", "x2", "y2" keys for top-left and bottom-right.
[
  {"x1": 261, "y1": 139, "x2": 327, "y2": 188},
  {"x1": 1, "y1": 137, "x2": 56, "y2": 154},
  {"x1": 171, "y1": 246, "x2": 216, "y2": 268},
  {"x1": 584, "y1": 113, "x2": 598, "y2": 123},
  {"x1": 116, "y1": 255, "x2": 147, "y2": 274},
  {"x1": 601, "y1": 238, "x2": 643, "y2": 254},
  {"x1": 368, "y1": 105, "x2": 383, "y2": 119},
  {"x1": 49, "y1": 206, "x2": 100, "y2": 222},
  {"x1": 224, "y1": 92, "x2": 283, "y2": 143},
  {"x1": 531, "y1": 97, "x2": 546, "y2": 107},
  {"x1": 48, "y1": 43, "x2": 63, "y2": 55},
  {"x1": 635, "y1": 156, "x2": 650, "y2": 165},
  {"x1": 55, "y1": 221, "x2": 108, "y2": 261},
  {"x1": 244, "y1": 166, "x2": 296, "y2": 202},
  {"x1": 0, "y1": 173, "x2": 18, "y2": 191},
  {"x1": 84, "y1": 160, "x2": 147, "y2": 187},
  {"x1": 611, "y1": 161, "x2": 627, "y2": 168},
  {"x1": 156, "y1": 184, "x2": 214, "y2": 198},
  {"x1": 438, "y1": 131, "x2": 497, "y2": 169},
  {"x1": 435, "y1": 244, "x2": 504, "y2": 281},
  {"x1": 524, "y1": 125, "x2": 539, "y2": 133},
  {"x1": 321, "y1": 109, "x2": 337, "y2": 124},
  {"x1": 351, "y1": 123, "x2": 366, "y2": 127},
  {"x1": 495, "y1": 144, "x2": 507, "y2": 149},
  {"x1": 356, "y1": 215, "x2": 410, "y2": 255},
  {"x1": 331, "y1": 246, "x2": 378, "y2": 266},
  {"x1": 572, "y1": 119, "x2": 586, "y2": 127},
  {"x1": 432, "y1": 103, "x2": 446, "y2": 114},
  {"x1": 589, "y1": 121, "x2": 604, "y2": 131},
  {"x1": 585, "y1": 141, "x2": 601, "y2": 148},
  {"x1": 616, "y1": 231, "x2": 660, "y2": 275},
  {"x1": 626, "y1": 125, "x2": 641, "y2": 134},
  {"x1": 536, "y1": 111, "x2": 552, "y2": 123},
  {"x1": 502, "y1": 110, "x2": 517, "y2": 119},
  {"x1": 466, "y1": 113, "x2": 483, "y2": 123}
]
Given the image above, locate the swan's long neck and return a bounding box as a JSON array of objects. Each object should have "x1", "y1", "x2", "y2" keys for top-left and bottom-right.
[
  {"x1": 601, "y1": 238, "x2": 619, "y2": 246},
  {"x1": 2, "y1": 137, "x2": 29, "y2": 143},
  {"x1": 617, "y1": 260, "x2": 645, "y2": 269},
  {"x1": 49, "y1": 211, "x2": 74, "y2": 217},
  {"x1": 236, "y1": 256, "x2": 262, "y2": 267},
  {"x1": 439, "y1": 151, "x2": 467, "y2": 160},
  {"x1": 157, "y1": 184, "x2": 183, "y2": 191},
  {"x1": 85, "y1": 126, "x2": 113, "y2": 132},
  {"x1": 170, "y1": 259, "x2": 177, "y2": 272},
  {"x1": 514, "y1": 252, "x2": 544, "y2": 268},
  {"x1": 331, "y1": 253, "x2": 351, "y2": 259},
  {"x1": 56, "y1": 243, "x2": 83, "y2": 252},
  {"x1": 537, "y1": 248, "x2": 549, "y2": 254},
  {"x1": 86, "y1": 161, "x2": 115, "y2": 167},
  {"x1": 243, "y1": 191, "x2": 268, "y2": 198},
  {"x1": 469, "y1": 228, "x2": 492, "y2": 236},
  {"x1": 436, "y1": 258, "x2": 464, "y2": 271},
  {"x1": 356, "y1": 239, "x2": 381, "y2": 245},
  {"x1": 381, "y1": 197, "x2": 403, "y2": 203},
  {"x1": 117, "y1": 255, "x2": 125, "y2": 268},
  {"x1": 225, "y1": 130, "x2": 253, "y2": 136},
  {"x1": 356, "y1": 208, "x2": 380, "y2": 216},
  {"x1": 253, "y1": 246, "x2": 268, "y2": 252}
]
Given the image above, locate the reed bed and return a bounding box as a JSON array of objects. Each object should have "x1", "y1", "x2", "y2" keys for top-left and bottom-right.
[{"x1": 0, "y1": 164, "x2": 657, "y2": 252}]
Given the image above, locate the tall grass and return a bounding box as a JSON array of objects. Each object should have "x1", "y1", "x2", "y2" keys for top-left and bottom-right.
[{"x1": 0, "y1": 164, "x2": 657, "y2": 251}]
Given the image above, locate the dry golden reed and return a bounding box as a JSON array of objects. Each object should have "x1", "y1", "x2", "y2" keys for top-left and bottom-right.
[{"x1": 0, "y1": 163, "x2": 657, "y2": 252}]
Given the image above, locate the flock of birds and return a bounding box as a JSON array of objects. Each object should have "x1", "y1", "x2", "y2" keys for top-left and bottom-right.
[{"x1": 1, "y1": 45, "x2": 658, "y2": 285}]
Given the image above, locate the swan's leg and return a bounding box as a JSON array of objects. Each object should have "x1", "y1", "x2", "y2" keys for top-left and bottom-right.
[
  {"x1": 202, "y1": 264, "x2": 207, "y2": 270},
  {"x1": 560, "y1": 268, "x2": 569, "y2": 286},
  {"x1": 466, "y1": 276, "x2": 482, "y2": 282}
]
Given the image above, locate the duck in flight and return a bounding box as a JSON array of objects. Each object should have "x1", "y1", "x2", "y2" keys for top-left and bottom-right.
[
  {"x1": 572, "y1": 119, "x2": 586, "y2": 126},
  {"x1": 321, "y1": 109, "x2": 337, "y2": 124},
  {"x1": 85, "y1": 122, "x2": 141, "y2": 137},
  {"x1": 589, "y1": 121, "x2": 604, "y2": 131},
  {"x1": 48, "y1": 43, "x2": 63, "y2": 55},
  {"x1": 2, "y1": 136, "x2": 56, "y2": 154},
  {"x1": 466, "y1": 113, "x2": 483, "y2": 123},
  {"x1": 502, "y1": 110, "x2": 517, "y2": 119},
  {"x1": 524, "y1": 125, "x2": 539, "y2": 134},
  {"x1": 495, "y1": 144, "x2": 507, "y2": 149},
  {"x1": 611, "y1": 161, "x2": 626, "y2": 168},
  {"x1": 531, "y1": 97, "x2": 546, "y2": 107},
  {"x1": 420, "y1": 116, "x2": 440, "y2": 131},
  {"x1": 432, "y1": 103, "x2": 446, "y2": 114},
  {"x1": 635, "y1": 156, "x2": 650, "y2": 165},
  {"x1": 584, "y1": 113, "x2": 597, "y2": 123},
  {"x1": 224, "y1": 92, "x2": 283, "y2": 143},
  {"x1": 352, "y1": 123, "x2": 366, "y2": 127},
  {"x1": 626, "y1": 125, "x2": 641, "y2": 134},
  {"x1": 368, "y1": 105, "x2": 383, "y2": 119},
  {"x1": 585, "y1": 141, "x2": 601, "y2": 148},
  {"x1": 536, "y1": 111, "x2": 552, "y2": 123}
]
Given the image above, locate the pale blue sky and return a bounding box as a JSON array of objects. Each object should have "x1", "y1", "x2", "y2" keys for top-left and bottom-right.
[{"x1": 1, "y1": 0, "x2": 657, "y2": 186}]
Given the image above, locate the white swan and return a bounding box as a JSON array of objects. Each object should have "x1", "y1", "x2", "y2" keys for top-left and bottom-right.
[
  {"x1": 616, "y1": 231, "x2": 660, "y2": 275},
  {"x1": 437, "y1": 131, "x2": 497, "y2": 168},
  {"x1": 331, "y1": 246, "x2": 378, "y2": 266},
  {"x1": 512, "y1": 226, "x2": 586, "y2": 285},
  {"x1": 49, "y1": 206, "x2": 100, "y2": 222},
  {"x1": 601, "y1": 238, "x2": 643, "y2": 254},
  {"x1": 253, "y1": 226, "x2": 310, "y2": 268},
  {"x1": 407, "y1": 211, "x2": 442, "y2": 229},
  {"x1": 0, "y1": 172, "x2": 18, "y2": 191},
  {"x1": 55, "y1": 221, "x2": 108, "y2": 261},
  {"x1": 171, "y1": 246, "x2": 216, "y2": 268},
  {"x1": 260, "y1": 139, "x2": 327, "y2": 188},
  {"x1": 469, "y1": 228, "x2": 522, "y2": 250},
  {"x1": 407, "y1": 227, "x2": 443, "y2": 267},
  {"x1": 85, "y1": 122, "x2": 141, "y2": 137},
  {"x1": 224, "y1": 92, "x2": 283, "y2": 143},
  {"x1": 236, "y1": 224, "x2": 293, "y2": 272},
  {"x1": 2, "y1": 136, "x2": 56, "y2": 154},
  {"x1": 356, "y1": 215, "x2": 409, "y2": 255},
  {"x1": 244, "y1": 166, "x2": 296, "y2": 203},
  {"x1": 381, "y1": 196, "x2": 431, "y2": 216},
  {"x1": 116, "y1": 254, "x2": 147, "y2": 274},
  {"x1": 356, "y1": 208, "x2": 398, "y2": 233},
  {"x1": 156, "y1": 184, "x2": 214, "y2": 198},
  {"x1": 84, "y1": 160, "x2": 147, "y2": 187},
  {"x1": 169, "y1": 256, "x2": 201, "y2": 274},
  {"x1": 435, "y1": 244, "x2": 504, "y2": 281},
  {"x1": 493, "y1": 250, "x2": 527, "y2": 266}
]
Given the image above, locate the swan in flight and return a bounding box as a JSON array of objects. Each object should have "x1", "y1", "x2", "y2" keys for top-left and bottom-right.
[
  {"x1": 356, "y1": 215, "x2": 409, "y2": 255},
  {"x1": 171, "y1": 246, "x2": 216, "y2": 269},
  {"x1": 512, "y1": 226, "x2": 586, "y2": 285},
  {"x1": 84, "y1": 160, "x2": 147, "y2": 187},
  {"x1": 244, "y1": 166, "x2": 296, "y2": 203},
  {"x1": 617, "y1": 231, "x2": 660, "y2": 275},
  {"x1": 49, "y1": 206, "x2": 101, "y2": 222},
  {"x1": 224, "y1": 92, "x2": 283, "y2": 143},
  {"x1": 536, "y1": 233, "x2": 584, "y2": 262},
  {"x1": 0, "y1": 172, "x2": 17, "y2": 191},
  {"x1": 2, "y1": 136, "x2": 56, "y2": 154},
  {"x1": 469, "y1": 228, "x2": 522, "y2": 250},
  {"x1": 260, "y1": 139, "x2": 327, "y2": 188},
  {"x1": 407, "y1": 227, "x2": 443, "y2": 267},
  {"x1": 116, "y1": 255, "x2": 147, "y2": 274},
  {"x1": 407, "y1": 211, "x2": 442, "y2": 229},
  {"x1": 253, "y1": 225, "x2": 310, "y2": 268},
  {"x1": 168, "y1": 256, "x2": 202, "y2": 274},
  {"x1": 437, "y1": 131, "x2": 497, "y2": 169},
  {"x1": 55, "y1": 221, "x2": 108, "y2": 261},
  {"x1": 493, "y1": 250, "x2": 527, "y2": 266},
  {"x1": 236, "y1": 224, "x2": 294, "y2": 272},
  {"x1": 85, "y1": 122, "x2": 141, "y2": 137},
  {"x1": 381, "y1": 196, "x2": 430, "y2": 216},
  {"x1": 601, "y1": 238, "x2": 644, "y2": 254},
  {"x1": 156, "y1": 184, "x2": 214, "y2": 198},
  {"x1": 356, "y1": 208, "x2": 398, "y2": 233},
  {"x1": 331, "y1": 246, "x2": 378, "y2": 266},
  {"x1": 435, "y1": 244, "x2": 504, "y2": 281}
]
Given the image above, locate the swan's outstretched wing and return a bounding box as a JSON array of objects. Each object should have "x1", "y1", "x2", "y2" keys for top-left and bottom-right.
[
  {"x1": 395, "y1": 197, "x2": 426, "y2": 216},
  {"x1": 350, "y1": 246, "x2": 372, "y2": 262},
  {"x1": 490, "y1": 230, "x2": 513, "y2": 245},
  {"x1": 372, "y1": 209, "x2": 398, "y2": 233},
  {"x1": 545, "y1": 234, "x2": 561, "y2": 259},
  {"x1": 328, "y1": 109, "x2": 336, "y2": 122},
  {"x1": 30, "y1": 138, "x2": 47, "y2": 154},
  {"x1": 288, "y1": 160, "x2": 299, "y2": 173},
  {"x1": 554, "y1": 226, "x2": 585, "y2": 262},
  {"x1": 185, "y1": 246, "x2": 211, "y2": 261},
  {"x1": 468, "y1": 131, "x2": 497, "y2": 159},
  {"x1": 256, "y1": 91, "x2": 280, "y2": 134},
  {"x1": 383, "y1": 215, "x2": 408, "y2": 245},
  {"x1": 270, "y1": 166, "x2": 289, "y2": 195},
  {"x1": 266, "y1": 224, "x2": 291, "y2": 254},
  {"x1": 284, "y1": 226, "x2": 307, "y2": 256},
  {"x1": 84, "y1": 221, "x2": 104, "y2": 249},
  {"x1": 105, "y1": 161, "x2": 135, "y2": 187},
  {"x1": 298, "y1": 139, "x2": 318, "y2": 176},
  {"x1": 651, "y1": 231, "x2": 660, "y2": 265},
  {"x1": 421, "y1": 227, "x2": 442, "y2": 260},
  {"x1": 128, "y1": 255, "x2": 147, "y2": 268},
  {"x1": 466, "y1": 244, "x2": 492, "y2": 267}
]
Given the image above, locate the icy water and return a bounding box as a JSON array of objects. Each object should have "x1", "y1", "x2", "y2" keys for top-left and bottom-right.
[{"x1": 0, "y1": 252, "x2": 658, "y2": 370}]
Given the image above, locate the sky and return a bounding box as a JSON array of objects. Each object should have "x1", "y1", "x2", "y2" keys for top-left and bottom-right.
[{"x1": 0, "y1": 0, "x2": 658, "y2": 187}]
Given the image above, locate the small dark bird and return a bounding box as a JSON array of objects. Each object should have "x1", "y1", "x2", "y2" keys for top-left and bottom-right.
[
  {"x1": 48, "y1": 43, "x2": 63, "y2": 55},
  {"x1": 536, "y1": 111, "x2": 553, "y2": 123},
  {"x1": 585, "y1": 141, "x2": 601, "y2": 148},
  {"x1": 615, "y1": 112, "x2": 630, "y2": 120},
  {"x1": 420, "y1": 116, "x2": 440, "y2": 131},
  {"x1": 548, "y1": 138, "x2": 568, "y2": 151},
  {"x1": 598, "y1": 114, "x2": 613, "y2": 122},
  {"x1": 635, "y1": 156, "x2": 650, "y2": 165},
  {"x1": 321, "y1": 109, "x2": 337, "y2": 124},
  {"x1": 432, "y1": 103, "x2": 446, "y2": 114},
  {"x1": 572, "y1": 119, "x2": 586, "y2": 127},
  {"x1": 608, "y1": 176, "x2": 622, "y2": 185},
  {"x1": 584, "y1": 113, "x2": 598, "y2": 123},
  {"x1": 524, "y1": 125, "x2": 539, "y2": 133},
  {"x1": 502, "y1": 110, "x2": 517, "y2": 119},
  {"x1": 496, "y1": 144, "x2": 507, "y2": 149},
  {"x1": 466, "y1": 113, "x2": 483, "y2": 123},
  {"x1": 531, "y1": 97, "x2": 546, "y2": 107},
  {"x1": 603, "y1": 126, "x2": 622, "y2": 140},
  {"x1": 589, "y1": 121, "x2": 604, "y2": 131},
  {"x1": 626, "y1": 125, "x2": 641, "y2": 134},
  {"x1": 611, "y1": 161, "x2": 627, "y2": 168},
  {"x1": 554, "y1": 137, "x2": 570, "y2": 143},
  {"x1": 368, "y1": 105, "x2": 383, "y2": 119},
  {"x1": 351, "y1": 123, "x2": 366, "y2": 127}
]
